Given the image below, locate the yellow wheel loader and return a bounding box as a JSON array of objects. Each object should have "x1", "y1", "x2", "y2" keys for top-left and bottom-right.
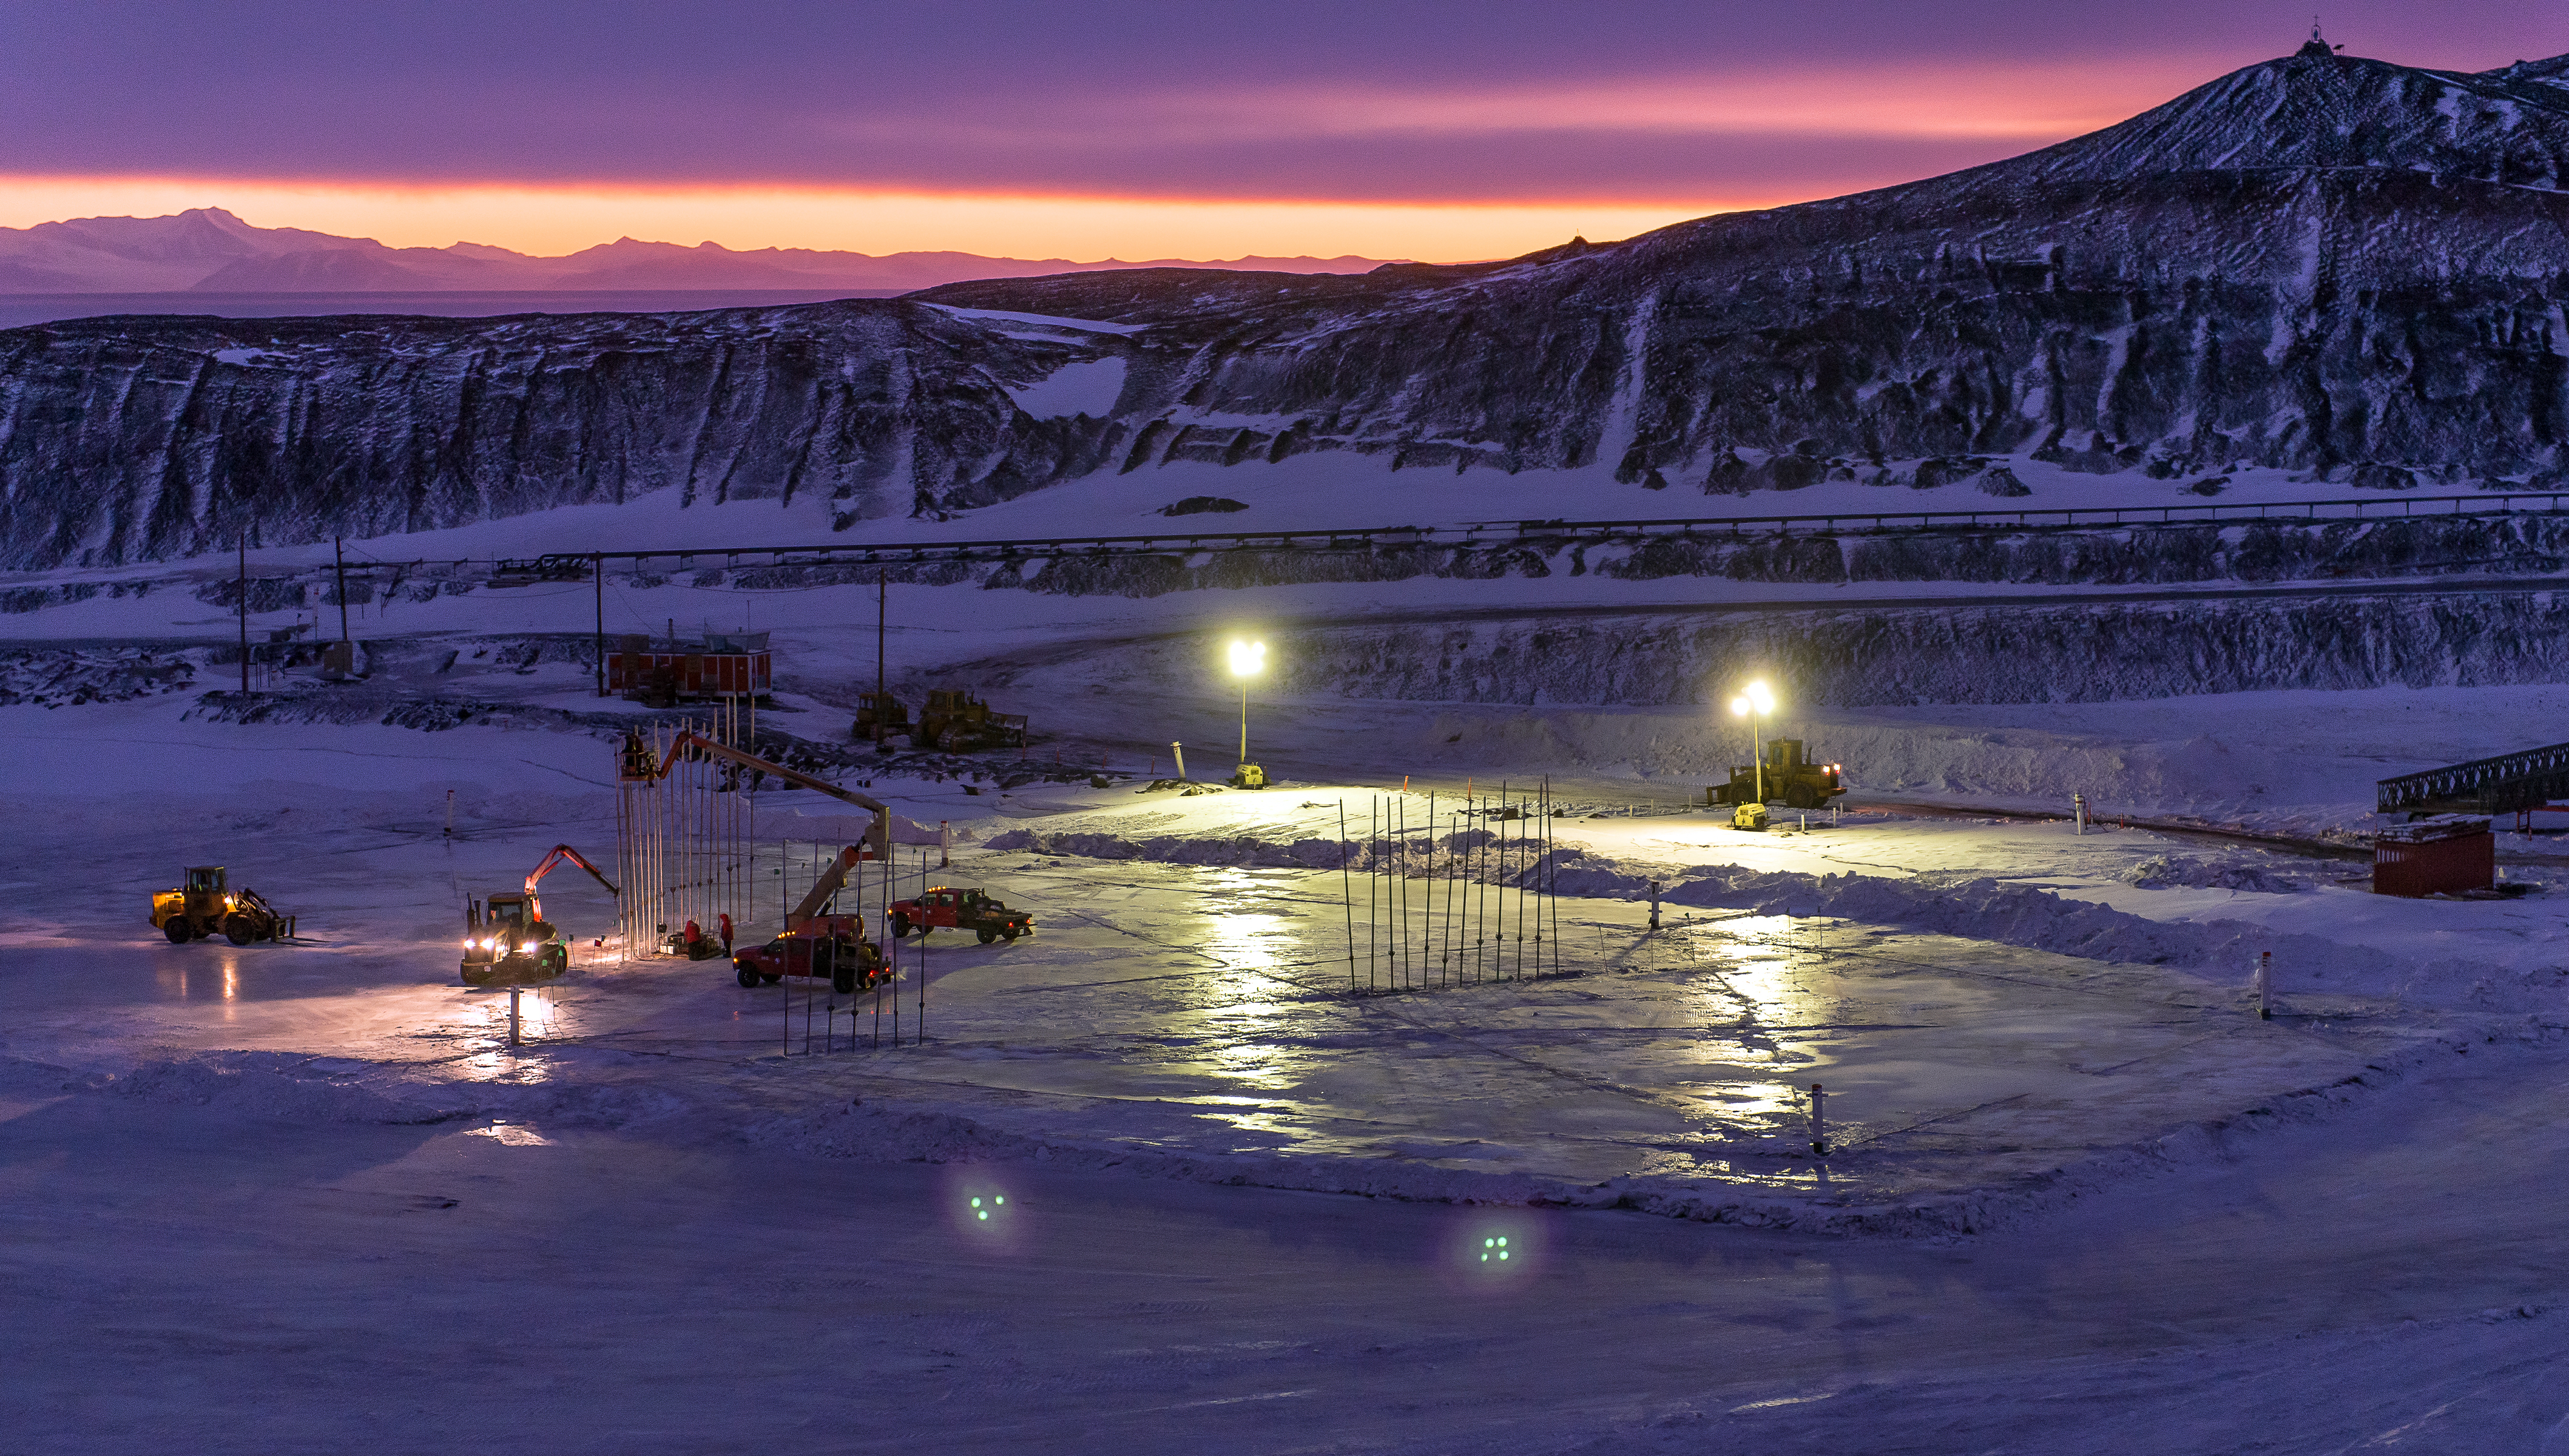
[{"x1": 152, "y1": 866, "x2": 294, "y2": 946}]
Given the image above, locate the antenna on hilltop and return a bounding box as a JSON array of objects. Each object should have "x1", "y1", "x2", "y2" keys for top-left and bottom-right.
[{"x1": 2298, "y1": 16, "x2": 2345, "y2": 58}]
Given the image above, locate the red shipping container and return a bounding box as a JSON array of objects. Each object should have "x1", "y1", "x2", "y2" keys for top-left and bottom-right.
[
  {"x1": 2373, "y1": 815, "x2": 2494, "y2": 897},
  {"x1": 607, "y1": 650, "x2": 771, "y2": 698}
]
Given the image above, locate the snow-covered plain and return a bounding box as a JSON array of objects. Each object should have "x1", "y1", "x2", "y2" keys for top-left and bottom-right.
[{"x1": 9, "y1": 480, "x2": 2569, "y2": 1451}]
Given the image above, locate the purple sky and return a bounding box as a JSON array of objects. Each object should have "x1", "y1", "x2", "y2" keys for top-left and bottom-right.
[
  {"x1": 5, "y1": 2, "x2": 2563, "y2": 260},
  {"x1": 7, "y1": 1, "x2": 2560, "y2": 202}
]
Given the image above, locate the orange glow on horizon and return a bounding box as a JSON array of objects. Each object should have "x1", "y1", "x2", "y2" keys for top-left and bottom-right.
[
  {"x1": 0, "y1": 54, "x2": 2230, "y2": 263},
  {"x1": 0, "y1": 178, "x2": 1767, "y2": 265}
]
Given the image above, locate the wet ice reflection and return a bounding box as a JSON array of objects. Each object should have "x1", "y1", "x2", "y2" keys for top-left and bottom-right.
[{"x1": 1198, "y1": 909, "x2": 1298, "y2": 1093}]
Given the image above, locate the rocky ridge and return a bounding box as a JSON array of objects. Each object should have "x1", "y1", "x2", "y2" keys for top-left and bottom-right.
[{"x1": 8, "y1": 44, "x2": 2569, "y2": 568}]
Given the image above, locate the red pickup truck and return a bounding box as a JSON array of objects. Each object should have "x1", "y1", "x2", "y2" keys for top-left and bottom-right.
[
  {"x1": 730, "y1": 915, "x2": 891, "y2": 993},
  {"x1": 886, "y1": 886, "x2": 1033, "y2": 945}
]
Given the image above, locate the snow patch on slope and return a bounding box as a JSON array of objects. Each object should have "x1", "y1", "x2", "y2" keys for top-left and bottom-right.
[{"x1": 1006, "y1": 357, "x2": 1126, "y2": 419}]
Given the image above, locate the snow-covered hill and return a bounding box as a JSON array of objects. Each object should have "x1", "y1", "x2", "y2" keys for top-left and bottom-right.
[{"x1": 12, "y1": 43, "x2": 2569, "y2": 569}]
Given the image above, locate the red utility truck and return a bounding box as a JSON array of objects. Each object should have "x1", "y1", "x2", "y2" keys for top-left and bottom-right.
[
  {"x1": 731, "y1": 914, "x2": 891, "y2": 993},
  {"x1": 886, "y1": 886, "x2": 1033, "y2": 945}
]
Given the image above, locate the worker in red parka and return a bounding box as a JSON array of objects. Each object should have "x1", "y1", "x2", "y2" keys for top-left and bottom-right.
[
  {"x1": 717, "y1": 912, "x2": 734, "y2": 955},
  {"x1": 683, "y1": 917, "x2": 703, "y2": 958}
]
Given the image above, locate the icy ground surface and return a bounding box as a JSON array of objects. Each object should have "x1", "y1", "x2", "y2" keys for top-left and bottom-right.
[{"x1": 8, "y1": 686, "x2": 2569, "y2": 1450}]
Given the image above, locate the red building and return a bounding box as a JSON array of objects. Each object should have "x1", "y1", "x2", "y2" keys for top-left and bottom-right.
[
  {"x1": 609, "y1": 632, "x2": 772, "y2": 702},
  {"x1": 2373, "y1": 815, "x2": 2494, "y2": 897}
]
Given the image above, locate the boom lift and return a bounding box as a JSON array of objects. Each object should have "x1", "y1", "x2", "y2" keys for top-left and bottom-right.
[
  {"x1": 729, "y1": 844, "x2": 892, "y2": 991},
  {"x1": 461, "y1": 844, "x2": 618, "y2": 985},
  {"x1": 623, "y1": 730, "x2": 894, "y2": 860},
  {"x1": 620, "y1": 732, "x2": 896, "y2": 979}
]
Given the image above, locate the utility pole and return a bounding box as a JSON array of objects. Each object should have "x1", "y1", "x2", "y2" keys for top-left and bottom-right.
[
  {"x1": 593, "y1": 552, "x2": 606, "y2": 696},
  {"x1": 333, "y1": 537, "x2": 351, "y2": 645},
  {"x1": 237, "y1": 536, "x2": 249, "y2": 693},
  {"x1": 875, "y1": 570, "x2": 888, "y2": 747}
]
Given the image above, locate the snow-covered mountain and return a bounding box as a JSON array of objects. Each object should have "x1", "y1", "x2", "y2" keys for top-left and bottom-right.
[
  {"x1": 9, "y1": 41, "x2": 2569, "y2": 569},
  {"x1": 0, "y1": 208, "x2": 1397, "y2": 294}
]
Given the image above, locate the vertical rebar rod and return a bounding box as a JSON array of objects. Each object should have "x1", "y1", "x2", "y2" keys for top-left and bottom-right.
[
  {"x1": 918, "y1": 849, "x2": 928, "y2": 1045},
  {"x1": 1339, "y1": 800, "x2": 1354, "y2": 994},
  {"x1": 1479, "y1": 790, "x2": 1500, "y2": 986},
  {"x1": 1397, "y1": 796, "x2": 1418, "y2": 991},
  {"x1": 1422, "y1": 792, "x2": 1434, "y2": 989},
  {"x1": 1442, "y1": 811, "x2": 1456, "y2": 989},
  {"x1": 1500, "y1": 790, "x2": 1521, "y2": 986},
  {"x1": 1548, "y1": 780, "x2": 1562, "y2": 977}
]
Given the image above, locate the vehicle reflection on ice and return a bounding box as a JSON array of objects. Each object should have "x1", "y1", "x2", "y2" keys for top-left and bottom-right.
[{"x1": 453, "y1": 985, "x2": 567, "y2": 1082}]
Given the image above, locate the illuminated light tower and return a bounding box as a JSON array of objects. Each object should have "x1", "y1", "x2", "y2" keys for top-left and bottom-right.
[
  {"x1": 1228, "y1": 639, "x2": 1268, "y2": 789},
  {"x1": 1730, "y1": 679, "x2": 1776, "y2": 804}
]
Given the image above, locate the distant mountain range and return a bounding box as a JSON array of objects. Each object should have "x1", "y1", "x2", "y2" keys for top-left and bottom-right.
[{"x1": 0, "y1": 208, "x2": 1401, "y2": 294}]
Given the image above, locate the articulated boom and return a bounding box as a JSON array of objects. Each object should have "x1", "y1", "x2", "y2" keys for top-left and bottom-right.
[
  {"x1": 525, "y1": 843, "x2": 619, "y2": 897},
  {"x1": 789, "y1": 844, "x2": 879, "y2": 931},
  {"x1": 623, "y1": 730, "x2": 893, "y2": 861}
]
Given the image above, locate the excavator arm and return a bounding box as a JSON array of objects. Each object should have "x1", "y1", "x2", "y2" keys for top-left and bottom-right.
[
  {"x1": 646, "y1": 731, "x2": 893, "y2": 863},
  {"x1": 525, "y1": 844, "x2": 620, "y2": 898}
]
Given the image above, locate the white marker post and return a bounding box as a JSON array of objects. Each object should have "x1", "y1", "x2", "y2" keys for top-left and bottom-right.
[
  {"x1": 508, "y1": 986, "x2": 522, "y2": 1046},
  {"x1": 2073, "y1": 792, "x2": 2087, "y2": 834},
  {"x1": 1170, "y1": 741, "x2": 1187, "y2": 783},
  {"x1": 2253, "y1": 951, "x2": 2272, "y2": 1020},
  {"x1": 1809, "y1": 1083, "x2": 1830, "y2": 1156}
]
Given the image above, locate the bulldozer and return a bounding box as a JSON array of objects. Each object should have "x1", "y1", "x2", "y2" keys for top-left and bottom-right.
[
  {"x1": 852, "y1": 690, "x2": 910, "y2": 744},
  {"x1": 153, "y1": 866, "x2": 294, "y2": 945},
  {"x1": 462, "y1": 844, "x2": 618, "y2": 986},
  {"x1": 914, "y1": 688, "x2": 1027, "y2": 752},
  {"x1": 1706, "y1": 740, "x2": 1847, "y2": 814}
]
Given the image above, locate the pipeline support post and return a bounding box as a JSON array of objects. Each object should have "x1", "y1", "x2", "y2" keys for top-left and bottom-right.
[
  {"x1": 593, "y1": 553, "x2": 606, "y2": 696},
  {"x1": 1809, "y1": 1083, "x2": 1829, "y2": 1156}
]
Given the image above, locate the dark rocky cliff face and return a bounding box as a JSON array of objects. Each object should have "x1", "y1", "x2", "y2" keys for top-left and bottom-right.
[
  {"x1": 12, "y1": 48, "x2": 2569, "y2": 569},
  {"x1": 0, "y1": 302, "x2": 1131, "y2": 568}
]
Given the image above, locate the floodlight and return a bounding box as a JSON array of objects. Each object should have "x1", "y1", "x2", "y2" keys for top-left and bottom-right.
[{"x1": 1228, "y1": 639, "x2": 1266, "y2": 677}]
